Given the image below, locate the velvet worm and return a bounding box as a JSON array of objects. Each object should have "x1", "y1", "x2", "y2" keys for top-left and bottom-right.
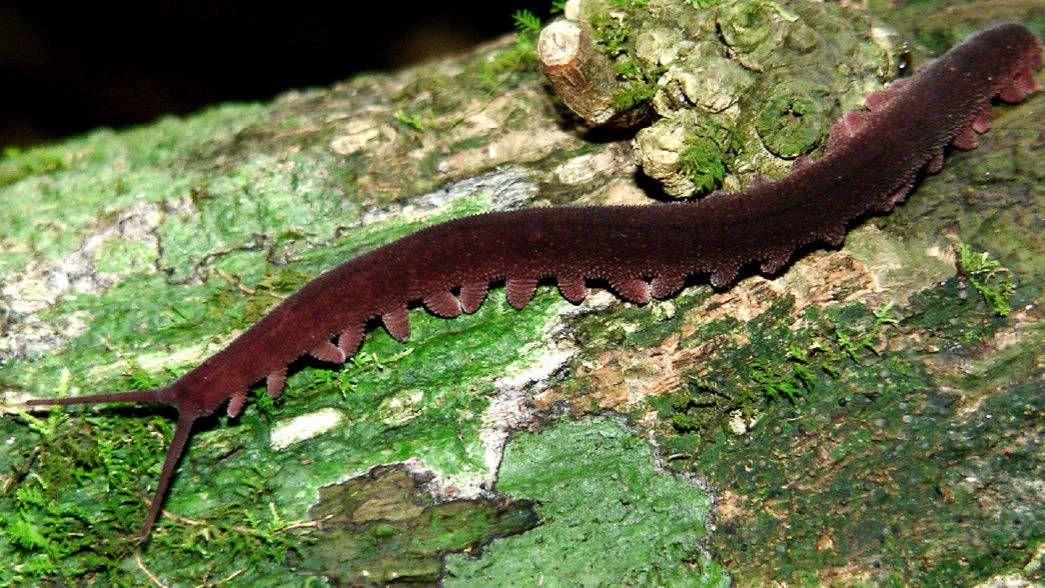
[{"x1": 25, "y1": 23, "x2": 1043, "y2": 539}]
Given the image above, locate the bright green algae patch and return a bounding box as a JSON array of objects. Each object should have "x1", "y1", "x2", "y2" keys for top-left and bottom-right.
[
  {"x1": 0, "y1": 108, "x2": 266, "y2": 274},
  {"x1": 442, "y1": 416, "x2": 730, "y2": 587}
]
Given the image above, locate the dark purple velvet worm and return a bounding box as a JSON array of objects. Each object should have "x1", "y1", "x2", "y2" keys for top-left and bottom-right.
[{"x1": 26, "y1": 24, "x2": 1043, "y2": 539}]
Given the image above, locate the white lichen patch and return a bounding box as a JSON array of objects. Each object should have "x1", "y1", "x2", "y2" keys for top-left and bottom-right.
[
  {"x1": 727, "y1": 409, "x2": 759, "y2": 435},
  {"x1": 0, "y1": 201, "x2": 164, "y2": 361},
  {"x1": 270, "y1": 407, "x2": 347, "y2": 451},
  {"x1": 359, "y1": 166, "x2": 538, "y2": 226},
  {"x1": 396, "y1": 303, "x2": 581, "y2": 503},
  {"x1": 476, "y1": 312, "x2": 580, "y2": 486},
  {"x1": 554, "y1": 149, "x2": 620, "y2": 185},
  {"x1": 440, "y1": 127, "x2": 581, "y2": 176},
  {"x1": 329, "y1": 118, "x2": 399, "y2": 156}
]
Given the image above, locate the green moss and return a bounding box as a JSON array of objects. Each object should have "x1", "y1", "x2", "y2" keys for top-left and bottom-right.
[
  {"x1": 1, "y1": 409, "x2": 175, "y2": 583},
  {"x1": 591, "y1": 12, "x2": 632, "y2": 57},
  {"x1": 648, "y1": 299, "x2": 901, "y2": 461},
  {"x1": 611, "y1": 60, "x2": 660, "y2": 111},
  {"x1": 957, "y1": 244, "x2": 1015, "y2": 317},
  {"x1": 903, "y1": 280, "x2": 1010, "y2": 347},
  {"x1": 470, "y1": 10, "x2": 543, "y2": 92},
  {"x1": 393, "y1": 109, "x2": 429, "y2": 131},
  {"x1": 586, "y1": 0, "x2": 663, "y2": 114},
  {"x1": 678, "y1": 136, "x2": 728, "y2": 193}
]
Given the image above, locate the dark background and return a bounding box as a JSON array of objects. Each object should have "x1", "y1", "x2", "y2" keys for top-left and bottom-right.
[{"x1": 0, "y1": 2, "x2": 554, "y2": 150}]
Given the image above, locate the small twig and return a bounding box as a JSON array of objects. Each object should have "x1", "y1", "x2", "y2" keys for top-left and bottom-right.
[
  {"x1": 212, "y1": 268, "x2": 257, "y2": 295},
  {"x1": 279, "y1": 517, "x2": 332, "y2": 532},
  {"x1": 136, "y1": 553, "x2": 170, "y2": 588},
  {"x1": 195, "y1": 567, "x2": 246, "y2": 588},
  {"x1": 141, "y1": 497, "x2": 329, "y2": 536}
]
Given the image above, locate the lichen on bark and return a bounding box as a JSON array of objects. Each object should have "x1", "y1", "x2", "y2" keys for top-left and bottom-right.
[{"x1": 554, "y1": 0, "x2": 903, "y2": 196}]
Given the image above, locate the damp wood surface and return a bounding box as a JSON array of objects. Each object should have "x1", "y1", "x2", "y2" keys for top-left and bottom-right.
[{"x1": 1, "y1": 1, "x2": 1043, "y2": 585}]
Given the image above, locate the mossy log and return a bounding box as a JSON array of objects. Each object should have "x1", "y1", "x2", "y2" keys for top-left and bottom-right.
[{"x1": 0, "y1": 2, "x2": 1042, "y2": 585}]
